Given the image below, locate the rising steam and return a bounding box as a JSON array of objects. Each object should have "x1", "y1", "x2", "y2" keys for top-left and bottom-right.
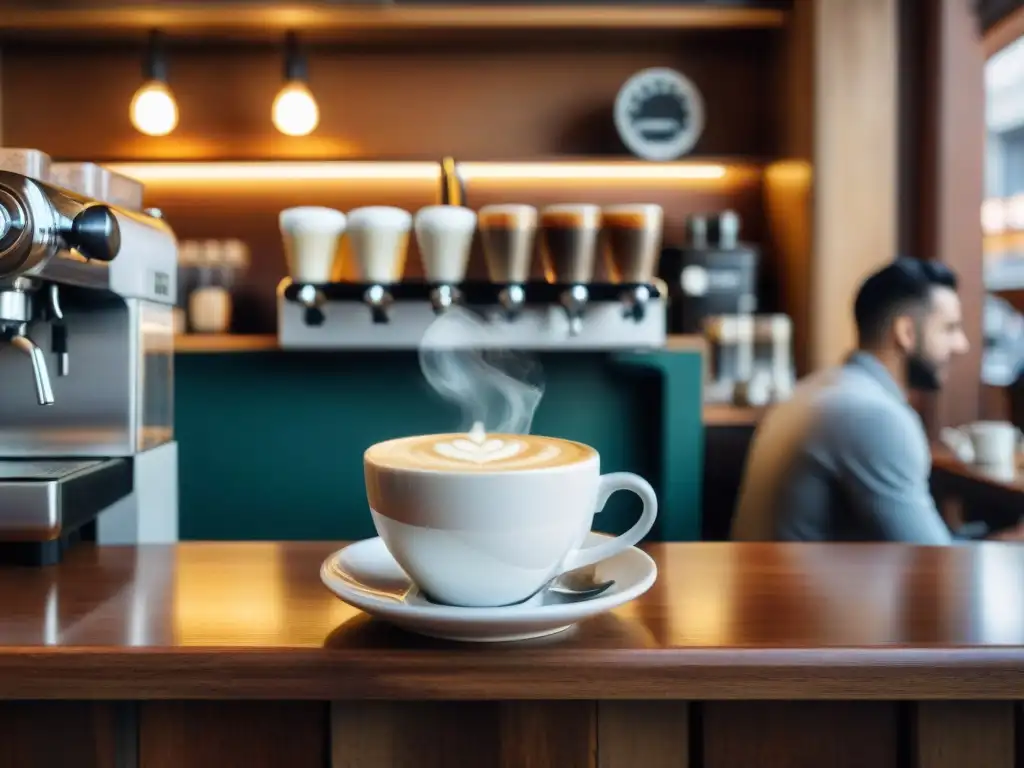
[{"x1": 418, "y1": 308, "x2": 544, "y2": 436}]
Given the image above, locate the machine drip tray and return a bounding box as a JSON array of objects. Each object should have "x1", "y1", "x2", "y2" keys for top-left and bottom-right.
[{"x1": 0, "y1": 458, "x2": 132, "y2": 566}]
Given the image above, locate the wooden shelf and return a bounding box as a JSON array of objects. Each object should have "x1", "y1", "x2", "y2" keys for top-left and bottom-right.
[
  {"x1": 0, "y1": 4, "x2": 787, "y2": 39},
  {"x1": 176, "y1": 334, "x2": 708, "y2": 355},
  {"x1": 703, "y1": 403, "x2": 765, "y2": 427},
  {"x1": 175, "y1": 334, "x2": 278, "y2": 353},
  {"x1": 665, "y1": 334, "x2": 706, "y2": 352}
]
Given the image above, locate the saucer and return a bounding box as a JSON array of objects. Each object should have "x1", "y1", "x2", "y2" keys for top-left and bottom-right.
[{"x1": 319, "y1": 532, "x2": 658, "y2": 642}]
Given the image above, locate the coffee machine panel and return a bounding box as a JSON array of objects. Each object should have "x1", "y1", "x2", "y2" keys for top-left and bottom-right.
[
  {"x1": 278, "y1": 200, "x2": 665, "y2": 350},
  {"x1": 660, "y1": 211, "x2": 760, "y2": 334},
  {"x1": 0, "y1": 168, "x2": 178, "y2": 564}
]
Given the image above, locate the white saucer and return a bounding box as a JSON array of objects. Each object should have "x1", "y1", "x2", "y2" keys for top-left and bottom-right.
[{"x1": 320, "y1": 532, "x2": 658, "y2": 642}]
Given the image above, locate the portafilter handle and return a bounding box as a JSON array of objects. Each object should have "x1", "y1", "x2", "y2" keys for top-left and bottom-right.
[{"x1": 65, "y1": 205, "x2": 121, "y2": 262}]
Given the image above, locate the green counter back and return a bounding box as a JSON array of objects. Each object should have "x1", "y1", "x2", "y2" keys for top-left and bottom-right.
[{"x1": 174, "y1": 349, "x2": 703, "y2": 541}]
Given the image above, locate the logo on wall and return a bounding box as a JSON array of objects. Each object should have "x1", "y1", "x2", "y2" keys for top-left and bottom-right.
[{"x1": 614, "y1": 68, "x2": 705, "y2": 162}]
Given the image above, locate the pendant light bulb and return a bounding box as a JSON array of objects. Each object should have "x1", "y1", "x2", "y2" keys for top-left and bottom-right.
[
  {"x1": 273, "y1": 81, "x2": 319, "y2": 137},
  {"x1": 273, "y1": 33, "x2": 319, "y2": 137},
  {"x1": 131, "y1": 30, "x2": 178, "y2": 137},
  {"x1": 131, "y1": 80, "x2": 178, "y2": 137}
]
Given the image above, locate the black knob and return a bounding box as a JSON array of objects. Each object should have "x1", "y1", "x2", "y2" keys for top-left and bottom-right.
[{"x1": 69, "y1": 205, "x2": 121, "y2": 262}]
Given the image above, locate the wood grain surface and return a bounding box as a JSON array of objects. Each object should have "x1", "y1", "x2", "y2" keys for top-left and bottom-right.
[
  {"x1": 0, "y1": 5, "x2": 787, "y2": 39},
  {"x1": 1, "y1": 542, "x2": 1024, "y2": 700}
]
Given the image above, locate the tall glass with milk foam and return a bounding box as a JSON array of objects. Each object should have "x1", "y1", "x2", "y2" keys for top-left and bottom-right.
[
  {"x1": 414, "y1": 205, "x2": 477, "y2": 284},
  {"x1": 279, "y1": 207, "x2": 346, "y2": 284},
  {"x1": 345, "y1": 206, "x2": 412, "y2": 284}
]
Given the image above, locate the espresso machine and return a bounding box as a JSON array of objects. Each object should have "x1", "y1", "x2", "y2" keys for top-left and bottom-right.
[{"x1": 0, "y1": 168, "x2": 178, "y2": 564}]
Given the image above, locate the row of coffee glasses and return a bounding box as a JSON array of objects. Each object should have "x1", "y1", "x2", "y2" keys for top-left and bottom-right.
[{"x1": 279, "y1": 203, "x2": 664, "y2": 328}]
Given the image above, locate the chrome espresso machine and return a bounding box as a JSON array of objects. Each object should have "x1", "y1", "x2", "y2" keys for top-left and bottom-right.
[{"x1": 0, "y1": 169, "x2": 178, "y2": 564}]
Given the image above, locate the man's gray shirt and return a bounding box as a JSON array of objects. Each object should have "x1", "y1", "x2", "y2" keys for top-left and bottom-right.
[{"x1": 731, "y1": 352, "x2": 954, "y2": 544}]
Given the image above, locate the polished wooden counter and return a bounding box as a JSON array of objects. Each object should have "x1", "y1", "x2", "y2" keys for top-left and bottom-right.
[
  {"x1": 3, "y1": 541, "x2": 1024, "y2": 767},
  {"x1": 3, "y1": 541, "x2": 1024, "y2": 698}
]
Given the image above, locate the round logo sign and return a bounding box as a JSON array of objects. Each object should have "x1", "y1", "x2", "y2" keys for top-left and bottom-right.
[{"x1": 614, "y1": 67, "x2": 705, "y2": 161}]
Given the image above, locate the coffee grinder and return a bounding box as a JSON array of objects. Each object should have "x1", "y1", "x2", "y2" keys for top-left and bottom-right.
[
  {"x1": 659, "y1": 210, "x2": 760, "y2": 334},
  {"x1": 0, "y1": 168, "x2": 178, "y2": 564}
]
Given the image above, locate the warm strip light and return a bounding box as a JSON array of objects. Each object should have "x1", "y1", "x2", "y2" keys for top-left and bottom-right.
[
  {"x1": 105, "y1": 161, "x2": 441, "y2": 183},
  {"x1": 459, "y1": 162, "x2": 729, "y2": 181}
]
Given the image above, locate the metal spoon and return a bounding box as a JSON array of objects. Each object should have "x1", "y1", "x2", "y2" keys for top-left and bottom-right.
[{"x1": 546, "y1": 566, "x2": 616, "y2": 600}]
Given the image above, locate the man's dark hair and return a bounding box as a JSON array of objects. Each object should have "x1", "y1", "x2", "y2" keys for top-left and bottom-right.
[{"x1": 853, "y1": 257, "x2": 958, "y2": 346}]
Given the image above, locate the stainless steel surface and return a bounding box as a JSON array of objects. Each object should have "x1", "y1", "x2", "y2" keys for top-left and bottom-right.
[
  {"x1": 0, "y1": 285, "x2": 32, "y2": 323},
  {"x1": 363, "y1": 284, "x2": 393, "y2": 324},
  {"x1": 0, "y1": 458, "x2": 131, "y2": 540},
  {"x1": 8, "y1": 332, "x2": 54, "y2": 406},
  {"x1": 0, "y1": 299, "x2": 174, "y2": 454},
  {"x1": 0, "y1": 186, "x2": 30, "y2": 263},
  {"x1": 429, "y1": 285, "x2": 460, "y2": 313},
  {"x1": 0, "y1": 205, "x2": 9, "y2": 241},
  {"x1": 0, "y1": 172, "x2": 179, "y2": 552},
  {"x1": 558, "y1": 284, "x2": 590, "y2": 336},
  {"x1": 47, "y1": 284, "x2": 69, "y2": 377},
  {"x1": 621, "y1": 284, "x2": 653, "y2": 322},
  {"x1": 296, "y1": 284, "x2": 325, "y2": 309},
  {"x1": 497, "y1": 284, "x2": 526, "y2": 318},
  {"x1": 548, "y1": 578, "x2": 616, "y2": 599},
  {"x1": 0, "y1": 170, "x2": 176, "y2": 300},
  {"x1": 278, "y1": 281, "x2": 667, "y2": 350}
]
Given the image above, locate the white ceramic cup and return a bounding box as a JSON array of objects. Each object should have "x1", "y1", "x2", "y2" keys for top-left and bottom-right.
[
  {"x1": 279, "y1": 206, "x2": 346, "y2": 283},
  {"x1": 347, "y1": 206, "x2": 412, "y2": 284},
  {"x1": 941, "y1": 421, "x2": 1023, "y2": 470},
  {"x1": 364, "y1": 434, "x2": 658, "y2": 608},
  {"x1": 414, "y1": 205, "x2": 477, "y2": 283}
]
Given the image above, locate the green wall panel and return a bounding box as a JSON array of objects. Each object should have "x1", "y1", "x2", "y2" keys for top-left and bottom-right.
[{"x1": 174, "y1": 349, "x2": 703, "y2": 541}]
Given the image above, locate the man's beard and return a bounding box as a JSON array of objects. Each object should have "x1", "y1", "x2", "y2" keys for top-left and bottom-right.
[{"x1": 906, "y1": 351, "x2": 941, "y2": 391}]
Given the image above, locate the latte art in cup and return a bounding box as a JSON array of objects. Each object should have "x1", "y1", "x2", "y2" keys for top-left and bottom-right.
[
  {"x1": 366, "y1": 429, "x2": 594, "y2": 472},
  {"x1": 364, "y1": 430, "x2": 658, "y2": 607}
]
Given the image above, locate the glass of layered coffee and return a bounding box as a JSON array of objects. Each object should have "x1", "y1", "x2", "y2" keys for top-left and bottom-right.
[{"x1": 477, "y1": 204, "x2": 537, "y2": 317}]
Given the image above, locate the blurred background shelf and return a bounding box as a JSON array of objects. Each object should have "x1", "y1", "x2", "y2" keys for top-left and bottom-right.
[
  {"x1": 702, "y1": 403, "x2": 764, "y2": 426},
  {"x1": 175, "y1": 334, "x2": 278, "y2": 353},
  {"x1": 0, "y1": 4, "x2": 788, "y2": 40},
  {"x1": 175, "y1": 333, "x2": 709, "y2": 354}
]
